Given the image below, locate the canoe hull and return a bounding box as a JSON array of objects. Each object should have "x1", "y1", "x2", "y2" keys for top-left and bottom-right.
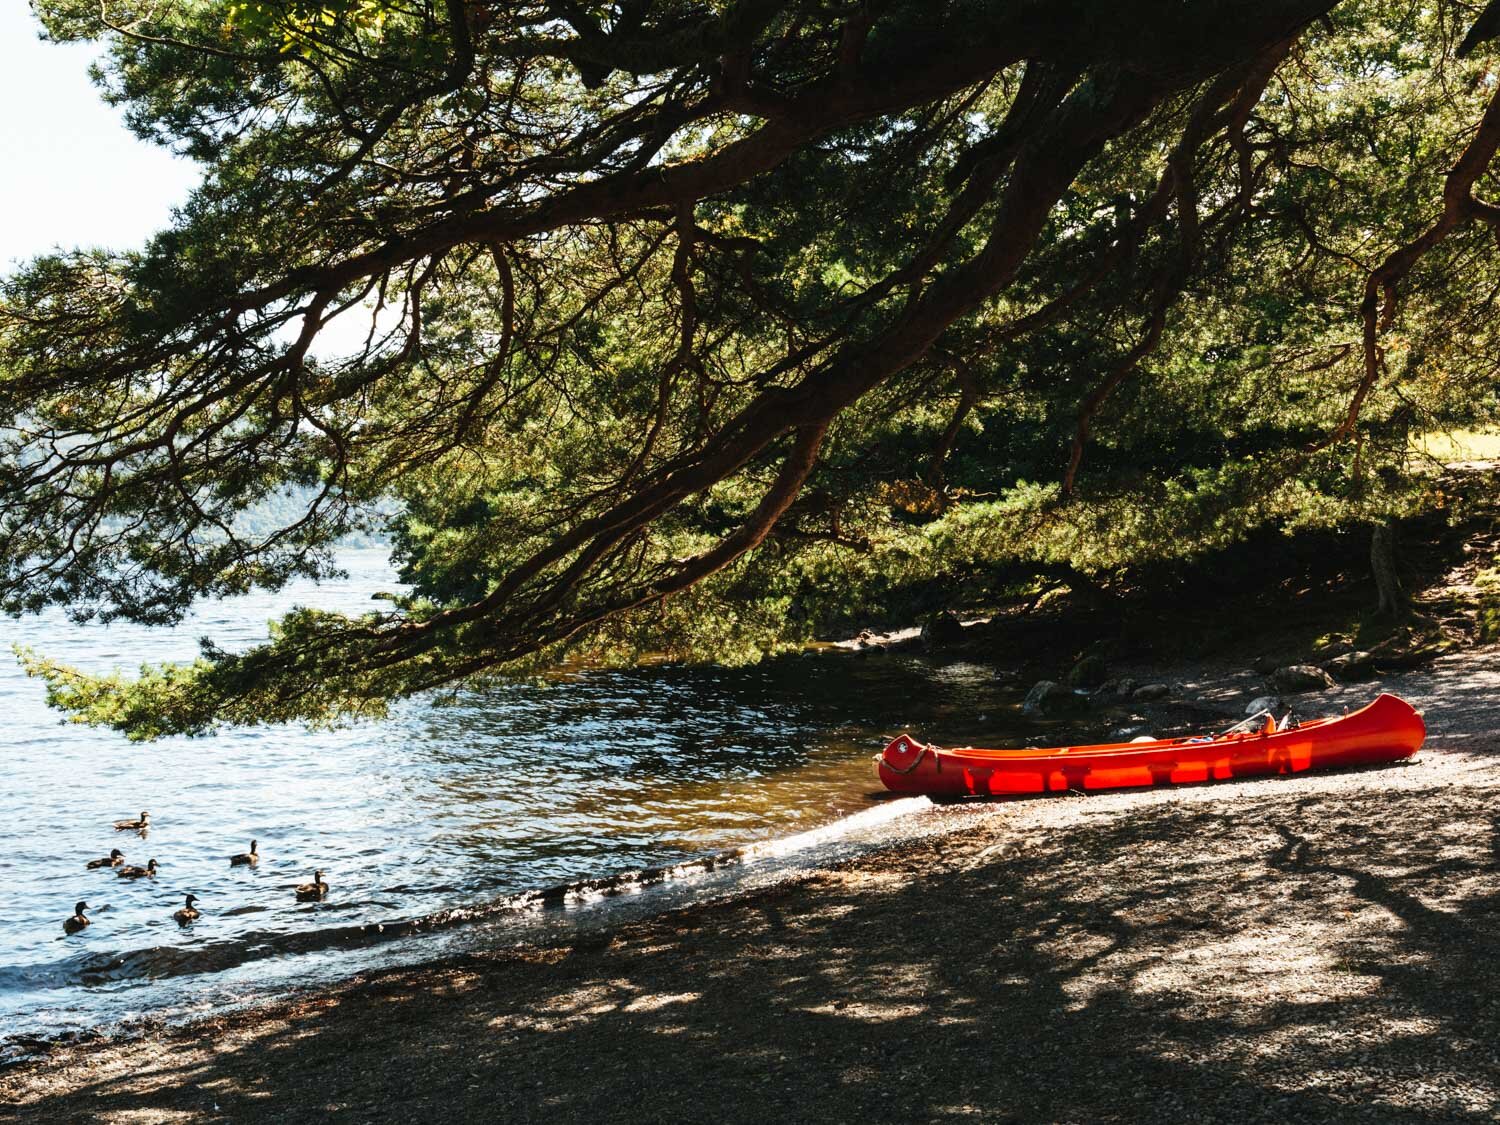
[{"x1": 875, "y1": 692, "x2": 1425, "y2": 797}]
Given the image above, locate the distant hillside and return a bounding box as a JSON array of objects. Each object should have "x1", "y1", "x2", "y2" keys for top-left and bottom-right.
[{"x1": 233, "y1": 487, "x2": 391, "y2": 549}]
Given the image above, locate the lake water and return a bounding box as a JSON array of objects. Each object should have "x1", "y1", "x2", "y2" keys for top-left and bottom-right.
[{"x1": 0, "y1": 548, "x2": 1058, "y2": 1040}]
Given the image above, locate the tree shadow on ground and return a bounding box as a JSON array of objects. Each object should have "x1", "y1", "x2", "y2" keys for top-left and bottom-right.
[{"x1": 9, "y1": 776, "x2": 1498, "y2": 1123}]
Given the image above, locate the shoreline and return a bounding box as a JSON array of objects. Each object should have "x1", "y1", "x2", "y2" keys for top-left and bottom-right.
[
  {"x1": 0, "y1": 636, "x2": 1240, "y2": 1057},
  {"x1": 5, "y1": 651, "x2": 1500, "y2": 1121},
  {"x1": 0, "y1": 789, "x2": 978, "y2": 1056}
]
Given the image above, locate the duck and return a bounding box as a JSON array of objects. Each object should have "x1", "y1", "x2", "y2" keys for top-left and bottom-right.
[
  {"x1": 229, "y1": 840, "x2": 259, "y2": 867},
  {"x1": 173, "y1": 894, "x2": 200, "y2": 925},
  {"x1": 295, "y1": 870, "x2": 328, "y2": 902},
  {"x1": 114, "y1": 811, "x2": 150, "y2": 831},
  {"x1": 86, "y1": 848, "x2": 125, "y2": 869},
  {"x1": 63, "y1": 901, "x2": 90, "y2": 935},
  {"x1": 117, "y1": 858, "x2": 158, "y2": 879}
]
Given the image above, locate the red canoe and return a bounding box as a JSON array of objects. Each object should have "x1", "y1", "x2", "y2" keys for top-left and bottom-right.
[{"x1": 875, "y1": 692, "x2": 1425, "y2": 797}]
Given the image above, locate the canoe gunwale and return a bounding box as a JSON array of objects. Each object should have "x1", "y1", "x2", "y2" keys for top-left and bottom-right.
[{"x1": 898, "y1": 707, "x2": 1354, "y2": 765}]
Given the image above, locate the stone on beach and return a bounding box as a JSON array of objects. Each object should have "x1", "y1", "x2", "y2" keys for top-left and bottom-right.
[
  {"x1": 1245, "y1": 694, "x2": 1283, "y2": 716},
  {"x1": 1271, "y1": 664, "x2": 1337, "y2": 693},
  {"x1": 1323, "y1": 650, "x2": 1377, "y2": 681}
]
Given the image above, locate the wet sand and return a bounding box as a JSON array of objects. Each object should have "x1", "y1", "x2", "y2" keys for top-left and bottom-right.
[{"x1": 4, "y1": 652, "x2": 1500, "y2": 1123}]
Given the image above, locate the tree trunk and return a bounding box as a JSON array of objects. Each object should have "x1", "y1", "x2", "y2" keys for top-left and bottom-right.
[{"x1": 1371, "y1": 519, "x2": 1408, "y2": 617}]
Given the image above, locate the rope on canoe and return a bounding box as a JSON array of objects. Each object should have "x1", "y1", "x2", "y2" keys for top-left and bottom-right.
[{"x1": 882, "y1": 741, "x2": 936, "y2": 774}]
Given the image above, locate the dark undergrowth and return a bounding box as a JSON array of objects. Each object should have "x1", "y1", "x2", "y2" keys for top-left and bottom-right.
[{"x1": 909, "y1": 465, "x2": 1500, "y2": 682}]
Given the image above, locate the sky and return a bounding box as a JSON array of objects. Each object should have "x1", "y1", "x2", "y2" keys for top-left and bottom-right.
[
  {"x1": 0, "y1": 6, "x2": 389, "y2": 355},
  {"x1": 0, "y1": 4, "x2": 201, "y2": 268}
]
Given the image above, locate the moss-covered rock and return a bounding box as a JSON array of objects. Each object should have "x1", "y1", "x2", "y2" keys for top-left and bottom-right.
[{"x1": 1066, "y1": 654, "x2": 1109, "y2": 689}]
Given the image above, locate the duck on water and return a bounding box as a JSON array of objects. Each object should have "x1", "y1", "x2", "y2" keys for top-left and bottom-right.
[
  {"x1": 229, "y1": 840, "x2": 259, "y2": 866},
  {"x1": 173, "y1": 894, "x2": 200, "y2": 925},
  {"x1": 63, "y1": 902, "x2": 89, "y2": 935},
  {"x1": 85, "y1": 849, "x2": 124, "y2": 869},
  {"x1": 117, "y1": 858, "x2": 158, "y2": 879},
  {"x1": 113, "y1": 811, "x2": 149, "y2": 832},
  {"x1": 295, "y1": 871, "x2": 328, "y2": 902}
]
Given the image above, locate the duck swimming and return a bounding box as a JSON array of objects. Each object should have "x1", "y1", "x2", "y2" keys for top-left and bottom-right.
[
  {"x1": 173, "y1": 894, "x2": 200, "y2": 925},
  {"x1": 117, "y1": 858, "x2": 158, "y2": 879},
  {"x1": 86, "y1": 848, "x2": 125, "y2": 869},
  {"x1": 295, "y1": 870, "x2": 328, "y2": 902},
  {"x1": 63, "y1": 901, "x2": 90, "y2": 935},
  {"x1": 229, "y1": 840, "x2": 259, "y2": 866},
  {"x1": 114, "y1": 811, "x2": 149, "y2": 831}
]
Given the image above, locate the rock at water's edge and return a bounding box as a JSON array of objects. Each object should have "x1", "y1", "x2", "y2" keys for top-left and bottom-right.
[
  {"x1": 921, "y1": 611, "x2": 966, "y2": 649},
  {"x1": 1022, "y1": 680, "x2": 1089, "y2": 716},
  {"x1": 1066, "y1": 654, "x2": 1110, "y2": 689}
]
